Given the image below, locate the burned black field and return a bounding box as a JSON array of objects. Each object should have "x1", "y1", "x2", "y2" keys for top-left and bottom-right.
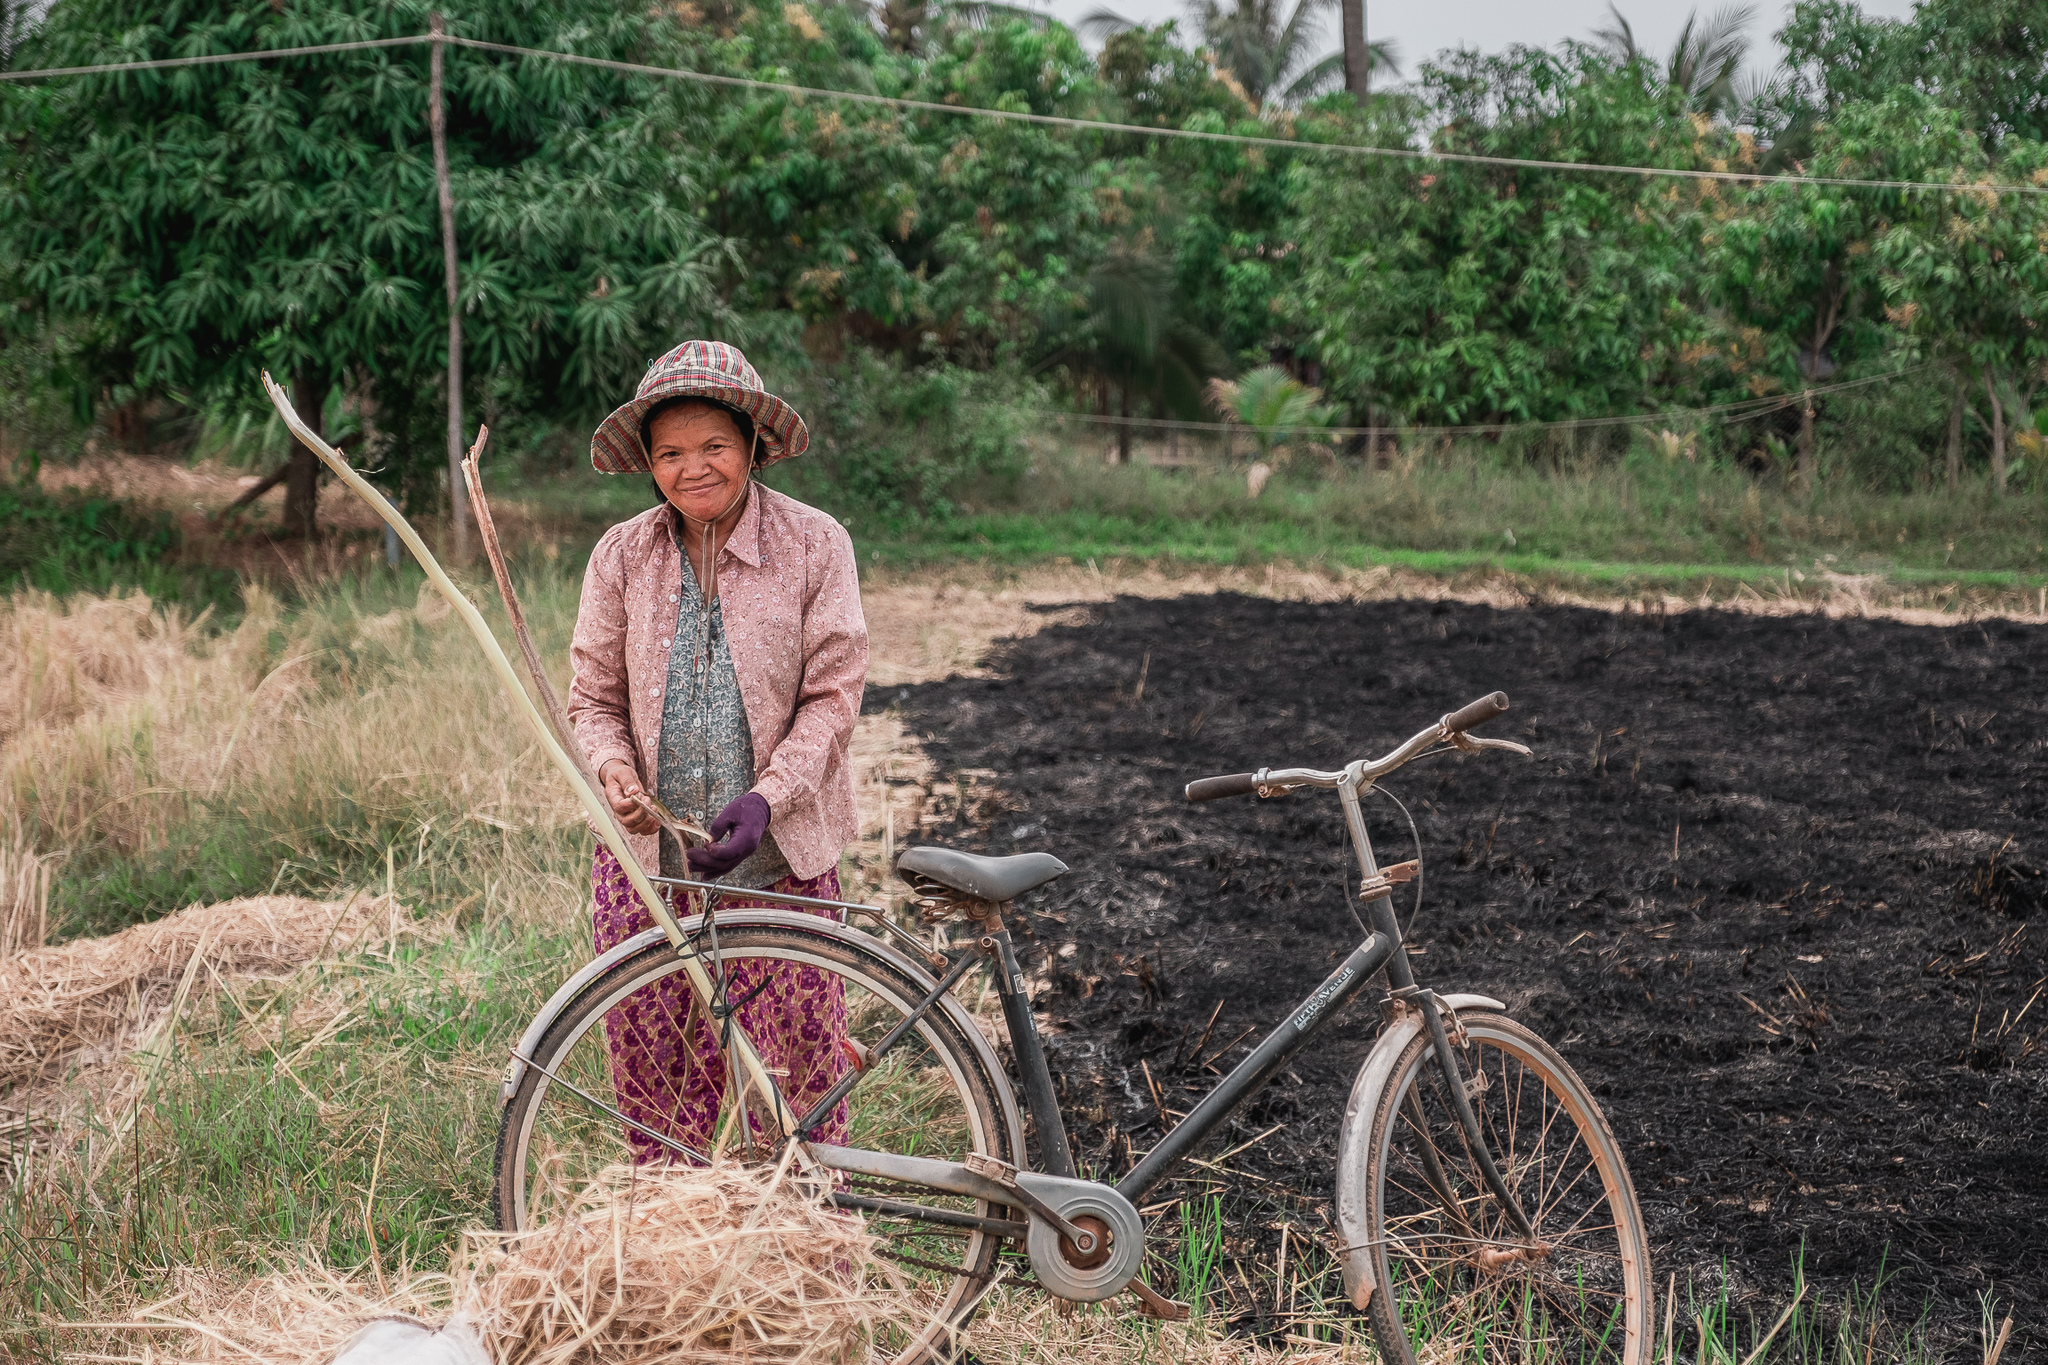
[{"x1": 884, "y1": 593, "x2": 2046, "y2": 1342}]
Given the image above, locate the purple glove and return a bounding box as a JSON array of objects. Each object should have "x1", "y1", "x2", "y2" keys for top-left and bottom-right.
[{"x1": 688, "y1": 792, "x2": 770, "y2": 878}]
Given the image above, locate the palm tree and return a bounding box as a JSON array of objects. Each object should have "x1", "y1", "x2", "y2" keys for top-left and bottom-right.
[
  {"x1": 1082, "y1": 0, "x2": 1397, "y2": 107},
  {"x1": 1205, "y1": 365, "x2": 1343, "y2": 463},
  {"x1": 875, "y1": 0, "x2": 1045, "y2": 55},
  {"x1": 1044, "y1": 248, "x2": 1224, "y2": 463},
  {"x1": 1592, "y1": 3, "x2": 1757, "y2": 117}
]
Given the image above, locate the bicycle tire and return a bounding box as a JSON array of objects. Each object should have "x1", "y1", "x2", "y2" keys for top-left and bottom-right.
[
  {"x1": 492, "y1": 919, "x2": 1023, "y2": 1364},
  {"x1": 1361, "y1": 1010, "x2": 1652, "y2": 1365}
]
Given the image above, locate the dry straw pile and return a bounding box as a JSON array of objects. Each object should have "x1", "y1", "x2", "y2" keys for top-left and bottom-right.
[
  {"x1": 0, "y1": 891, "x2": 405, "y2": 1095},
  {"x1": 463, "y1": 1157, "x2": 903, "y2": 1365},
  {"x1": 105, "y1": 1157, "x2": 905, "y2": 1365}
]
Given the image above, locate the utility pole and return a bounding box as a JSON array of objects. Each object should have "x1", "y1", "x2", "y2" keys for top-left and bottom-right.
[
  {"x1": 1341, "y1": 0, "x2": 1369, "y2": 102},
  {"x1": 429, "y1": 13, "x2": 468, "y2": 562}
]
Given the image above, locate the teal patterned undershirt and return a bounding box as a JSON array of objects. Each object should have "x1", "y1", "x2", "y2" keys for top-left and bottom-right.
[{"x1": 653, "y1": 544, "x2": 789, "y2": 889}]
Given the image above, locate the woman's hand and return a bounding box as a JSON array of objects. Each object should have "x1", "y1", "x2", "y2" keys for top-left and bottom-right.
[
  {"x1": 688, "y1": 792, "x2": 770, "y2": 878},
  {"x1": 601, "y1": 759, "x2": 659, "y2": 835}
]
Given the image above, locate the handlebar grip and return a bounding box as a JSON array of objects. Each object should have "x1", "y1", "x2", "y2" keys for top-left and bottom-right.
[
  {"x1": 1185, "y1": 773, "x2": 1259, "y2": 802},
  {"x1": 1442, "y1": 691, "x2": 1510, "y2": 733}
]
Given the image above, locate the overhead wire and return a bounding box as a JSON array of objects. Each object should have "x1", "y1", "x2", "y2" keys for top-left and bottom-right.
[{"x1": 2, "y1": 30, "x2": 2043, "y2": 197}]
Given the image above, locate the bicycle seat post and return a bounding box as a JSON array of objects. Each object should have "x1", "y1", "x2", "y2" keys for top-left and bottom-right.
[{"x1": 974, "y1": 901, "x2": 1078, "y2": 1180}]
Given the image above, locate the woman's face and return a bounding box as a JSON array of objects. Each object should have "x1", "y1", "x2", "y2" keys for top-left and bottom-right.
[{"x1": 648, "y1": 403, "x2": 752, "y2": 524}]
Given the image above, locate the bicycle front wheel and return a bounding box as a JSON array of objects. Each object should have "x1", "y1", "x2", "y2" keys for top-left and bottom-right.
[
  {"x1": 493, "y1": 918, "x2": 1024, "y2": 1364},
  {"x1": 1362, "y1": 1010, "x2": 1652, "y2": 1365}
]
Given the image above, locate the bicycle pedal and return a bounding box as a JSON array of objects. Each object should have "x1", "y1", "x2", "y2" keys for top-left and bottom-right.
[{"x1": 1125, "y1": 1277, "x2": 1192, "y2": 1321}]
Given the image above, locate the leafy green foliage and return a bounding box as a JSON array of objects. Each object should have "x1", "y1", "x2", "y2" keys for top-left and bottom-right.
[
  {"x1": 0, "y1": 481, "x2": 174, "y2": 587},
  {"x1": 0, "y1": 0, "x2": 732, "y2": 505},
  {"x1": 1290, "y1": 46, "x2": 1716, "y2": 425},
  {"x1": 1205, "y1": 364, "x2": 1339, "y2": 460},
  {"x1": 764, "y1": 351, "x2": 1039, "y2": 523},
  {"x1": 10, "y1": 0, "x2": 2048, "y2": 508}
]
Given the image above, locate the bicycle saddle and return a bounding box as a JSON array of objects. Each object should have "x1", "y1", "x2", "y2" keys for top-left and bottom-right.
[{"x1": 895, "y1": 846, "x2": 1069, "y2": 902}]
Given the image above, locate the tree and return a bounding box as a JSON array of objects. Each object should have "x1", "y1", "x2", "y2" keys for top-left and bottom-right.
[
  {"x1": 1189, "y1": 0, "x2": 1332, "y2": 106},
  {"x1": 1206, "y1": 363, "x2": 1340, "y2": 462},
  {"x1": 1084, "y1": 0, "x2": 1391, "y2": 107},
  {"x1": 1713, "y1": 92, "x2": 1975, "y2": 491},
  {"x1": 1, "y1": 0, "x2": 732, "y2": 534},
  {"x1": 1771, "y1": 0, "x2": 1911, "y2": 121},
  {"x1": 1289, "y1": 46, "x2": 1715, "y2": 426},
  {"x1": 1338, "y1": 0, "x2": 1366, "y2": 100},
  {"x1": 1877, "y1": 128, "x2": 2048, "y2": 492},
  {"x1": 1044, "y1": 245, "x2": 1223, "y2": 461},
  {"x1": 1592, "y1": 3, "x2": 1756, "y2": 118},
  {"x1": 1909, "y1": 0, "x2": 2048, "y2": 149}
]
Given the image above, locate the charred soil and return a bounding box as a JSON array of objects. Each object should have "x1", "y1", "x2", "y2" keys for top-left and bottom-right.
[{"x1": 887, "y1": 594, "x2": 2046, "y2": 1345}]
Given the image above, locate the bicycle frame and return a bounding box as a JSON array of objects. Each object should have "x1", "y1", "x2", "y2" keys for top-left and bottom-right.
[{"x1": 627, "y1": 735, "x2": 1538, "y2": 1247}]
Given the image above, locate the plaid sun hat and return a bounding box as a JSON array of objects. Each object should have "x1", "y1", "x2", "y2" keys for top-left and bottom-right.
[{"x1": 590, "y1": 340, "x2": 810, "y2": 473}]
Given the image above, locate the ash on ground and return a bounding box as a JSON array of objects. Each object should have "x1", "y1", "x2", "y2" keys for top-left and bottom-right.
[{"x1": 886, "y1": 594, "x2": 2045, "y2": 1348}]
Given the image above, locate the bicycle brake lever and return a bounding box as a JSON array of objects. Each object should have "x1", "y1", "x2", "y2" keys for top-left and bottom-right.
[{"x1": 1448, "y1": 733, "x2": 1533, "y2": 757}]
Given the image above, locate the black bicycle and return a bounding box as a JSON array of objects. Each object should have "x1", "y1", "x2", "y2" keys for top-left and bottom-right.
[{"x1": 493, "y1": 691, "x2": 1652, "y2": 1365}]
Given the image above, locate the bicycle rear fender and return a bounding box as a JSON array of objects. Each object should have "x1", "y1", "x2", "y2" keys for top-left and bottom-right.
[
  {"x1": 1333, "y1": 993, "x2": 1505, "y2": 1311},
  {"x1": 500, "y1": 909, "x2": 1026, "y2": 1159}
]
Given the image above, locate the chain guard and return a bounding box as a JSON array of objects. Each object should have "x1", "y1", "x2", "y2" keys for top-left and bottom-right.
[{"x1": 1024, "y1": 1182, "x2": 1144, "y2": 1302}]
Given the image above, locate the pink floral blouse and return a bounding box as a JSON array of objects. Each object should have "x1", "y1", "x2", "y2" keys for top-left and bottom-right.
[{"x1": 568, "y1": 486, "x2": 868, "y2": 881}]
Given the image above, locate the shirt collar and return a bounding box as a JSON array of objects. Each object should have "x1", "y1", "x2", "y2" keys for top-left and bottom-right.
[{"x1": 660, "y1": 481, "x2": 764, "y2": 567}]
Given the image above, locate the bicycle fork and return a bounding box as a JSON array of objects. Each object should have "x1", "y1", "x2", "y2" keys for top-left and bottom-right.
[{"x1": 1338, "y1": 780, "x2": 1538, "y2": 1242}]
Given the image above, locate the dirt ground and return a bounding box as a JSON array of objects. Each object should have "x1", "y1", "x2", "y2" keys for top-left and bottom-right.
[{"x1": 887, "y1": 591, "x2": 2046, "y2": 1349}]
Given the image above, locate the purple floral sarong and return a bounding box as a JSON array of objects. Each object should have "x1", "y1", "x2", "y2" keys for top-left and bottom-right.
[{"x1": 591, "y1": 844, "x2": 850, "y2": 1160}]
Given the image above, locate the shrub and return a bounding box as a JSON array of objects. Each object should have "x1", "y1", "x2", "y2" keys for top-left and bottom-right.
[{"x1": 765, "y1": 352, "x2": 1039, "y2": 525}]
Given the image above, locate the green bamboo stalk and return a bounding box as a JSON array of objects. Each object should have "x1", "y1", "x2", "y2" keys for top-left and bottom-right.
[{"x1": 258, "y1": 372, "x2": 798, "y2": 1138}]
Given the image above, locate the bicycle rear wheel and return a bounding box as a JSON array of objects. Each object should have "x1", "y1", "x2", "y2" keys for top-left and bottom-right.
[
  {"x1": 493, "y1": 919, "x2": 1023, "y2": 1364},
  {"x1": 1362, "y1": 1010, "x2": 1651, "y2": 1365}
]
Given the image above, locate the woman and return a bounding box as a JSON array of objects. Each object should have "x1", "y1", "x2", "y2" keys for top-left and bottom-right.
[{"x1": 569, "y1": 339, "x2": 866, "y2": 1158}]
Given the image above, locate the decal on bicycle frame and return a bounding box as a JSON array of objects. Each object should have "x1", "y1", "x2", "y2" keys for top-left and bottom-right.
[{"x1": 1291, "y1": 965, "x2": 1357, "y2": 1031}]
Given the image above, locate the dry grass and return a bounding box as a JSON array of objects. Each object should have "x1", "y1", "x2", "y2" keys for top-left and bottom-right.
[
  {"x1": 0, "y1": 589, "x2": 231, "y2": 752},
  {"x1": 960, "y1": 1287, "x2": 1365, "y2": 1365},
  {"x1": 3, "y1": 841, "x2": 54, "y2": 955},
  {"x1": 0, "y1": 891, "x2": 407, "y2": 1097},
  {"x1": 94, "y1": 1156, "x2": 903, "y2": 1365},
  {"x1": 6, "y1": 550, "x2": 2010, "y2": 1365},
  {"x1": 0, "y1": 573, "x2": 588, "y2": 938}
]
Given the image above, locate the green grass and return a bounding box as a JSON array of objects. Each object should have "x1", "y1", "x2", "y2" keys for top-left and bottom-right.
[
  {"x1": 0, "y1": 479, "x2": 241, "y2": 617},
  {"x1": 470, "y1": 430, "x2": 2048, "y2": 606},
  {"x1": 1, "y1": 813, "x2": 593, "y2": 1353},
  {"x1": 846, "y1": 447, "x2": 2048, "y2": 587}
]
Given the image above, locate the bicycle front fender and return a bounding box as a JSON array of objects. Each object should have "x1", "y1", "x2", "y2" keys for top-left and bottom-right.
[{"x1": 1333, "y1": 992, "x2": 1506, "y2": 1311}]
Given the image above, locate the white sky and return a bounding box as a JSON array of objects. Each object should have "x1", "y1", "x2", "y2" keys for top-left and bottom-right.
[{"x1": 1028, "y1": 0, "x2": 1922, "y2": 87}]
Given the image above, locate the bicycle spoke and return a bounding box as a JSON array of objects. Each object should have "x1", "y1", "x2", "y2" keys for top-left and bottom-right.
[
  {"x1": 498, "y1": 924, "x2": 1018, "y2": 1365},
  {"x1": 1369, "y1": 1017, "x2": 1647, "y2": 1365}
]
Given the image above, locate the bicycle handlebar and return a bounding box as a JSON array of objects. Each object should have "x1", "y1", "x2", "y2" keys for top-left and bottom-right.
[
  {"x1": 1442, "y1": 690, "x2": 1509, "y2": 733},
  {"x1": 1185, "y1": 772, "x2": 1260, "y2": 802},
  {"x1": 1184, "y1": 691, "x2": 1521, "y2": 801}
]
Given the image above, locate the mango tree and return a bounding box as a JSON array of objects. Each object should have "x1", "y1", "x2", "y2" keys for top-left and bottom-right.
[
  {"x1": 1711, "y1": 94, "x2": 1974, "y2": 492},
  {"x1": 1287, "y1": 45, "x2": 1713, "y2": 428},
  {"x1": 1, "y1": 0, "x2": 730, "y2": 535},
  {"x1": 1877, "y1": 134, "x2": 2048, "y2": 492}
]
